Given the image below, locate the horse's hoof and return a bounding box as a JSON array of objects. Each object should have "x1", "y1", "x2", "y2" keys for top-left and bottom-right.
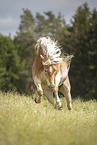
[
  {"x1": 58, "y1": 102, "x2": 63, "y2": 110},
  {"x1": 35, "y1": 98, "x2": 41, "y2": 103},
  {"x1": 58, "y1": 105, "x2": 63, "y2": 110},
  {"x1": 67, "y1": 104, "x2": 72, "y2": 110}
]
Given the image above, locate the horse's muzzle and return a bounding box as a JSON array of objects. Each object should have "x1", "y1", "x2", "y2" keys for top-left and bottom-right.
[{"x1": 48, "y1": 85, "x2": 54, "y2": 88}]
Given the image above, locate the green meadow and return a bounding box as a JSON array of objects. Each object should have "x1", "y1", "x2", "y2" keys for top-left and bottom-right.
[{"x1": 0, "y1": 92, "x2": 97, "y2": 145}]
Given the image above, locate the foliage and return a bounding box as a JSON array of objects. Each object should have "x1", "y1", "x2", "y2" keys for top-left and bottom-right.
[
  {"x1": 0, "y1": 34, "x2": 24, "y2": 92},
  {"x1": 64, "y1": 3, "x2": 97, "y2": 99},
  {"x1": 0, "y1": 92, "x2": 97, "y2": 145},
  {"x1": 35, "y1": 11, "x2": 68, "y2": 43},
  {"x1": 14, "y1": 9, "x2": 68, "y2": 94},
  {"x1": 14, "y1": 9, "x2": 37, "y2": 94},
  {"x1": 0, "y1": 3, "x2": 97, "y2": 99}
]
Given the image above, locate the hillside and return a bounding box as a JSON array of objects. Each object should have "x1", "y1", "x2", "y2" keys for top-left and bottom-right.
[{"x1": 0, "y1": 92, "x2": 97, "y2": 145}]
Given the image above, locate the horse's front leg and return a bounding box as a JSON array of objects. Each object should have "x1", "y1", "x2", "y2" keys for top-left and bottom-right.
[
  {"x1": 53, "y1": 86, "x2": 62, "y2": 109},
  {"x1": 35, "y1": 84, "x2": 43, "y2": 103}
]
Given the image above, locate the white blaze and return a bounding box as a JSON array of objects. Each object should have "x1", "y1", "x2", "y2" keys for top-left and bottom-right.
[{"x1": 49, "y1": 66, "x2": 52, "y2": 75}]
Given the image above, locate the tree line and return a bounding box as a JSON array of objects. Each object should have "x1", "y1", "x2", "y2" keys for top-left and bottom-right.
[{"x1": 0, "y1": 3, "x2": 97, "y2": 99}]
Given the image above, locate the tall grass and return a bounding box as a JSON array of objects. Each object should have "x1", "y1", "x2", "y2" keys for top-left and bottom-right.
[{"x1": 0, "y1": 92, "x2": 97, "y2": 145}]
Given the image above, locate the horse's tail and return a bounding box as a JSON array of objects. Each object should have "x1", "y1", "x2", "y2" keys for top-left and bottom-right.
[{"x1": 64, "y1": 55, "x2": 74, "y2": 71}]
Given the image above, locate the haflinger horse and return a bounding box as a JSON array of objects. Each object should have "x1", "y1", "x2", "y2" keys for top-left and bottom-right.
[{"x1": 32, "y1": 36, "x2": 73, "y2": 110}]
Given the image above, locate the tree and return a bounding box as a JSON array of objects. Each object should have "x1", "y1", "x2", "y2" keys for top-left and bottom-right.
[
  {"x1": 65, "y1": 3, "x2": 97, "y2": 99},
  {"x1": 14, "y1": 9, "x2": 68, "y2": 94},
  {"x1": 14, "y1": 9, "x2": 37, "y2": 94},
  {"x1": 35, "y1": 11, "x2": 69, "y2": 45},
  {"x1": 14, "y1": 4, "x2": 97, "y2": 99},
  {"x1": 0, "y1": 34, "x2": 24, "y2": 92},
  {"x1": 88, "y1": 8, "x2": 97, "y2": 98}
]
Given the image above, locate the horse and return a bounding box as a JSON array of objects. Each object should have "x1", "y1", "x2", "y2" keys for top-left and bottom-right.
[{"x1": 32, "y1": 37, "x2": 73, "y2": 110}]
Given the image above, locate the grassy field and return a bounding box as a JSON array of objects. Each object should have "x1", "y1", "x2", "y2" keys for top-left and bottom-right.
[{"x1": 0, "y1": 92, "x2": 97, "y2": 145}]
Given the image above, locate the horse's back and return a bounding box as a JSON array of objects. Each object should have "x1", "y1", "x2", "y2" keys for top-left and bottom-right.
[{"x1": 60, "y1": 60, "x2": 68, "y2": 81}]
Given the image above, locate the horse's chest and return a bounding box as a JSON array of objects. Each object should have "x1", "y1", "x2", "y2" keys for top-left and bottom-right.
[{"x1": 39, "y1": 72, "x2": 48, "y2": 88}]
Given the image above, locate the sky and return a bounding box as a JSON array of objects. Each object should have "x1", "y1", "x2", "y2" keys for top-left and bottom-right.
[{"x1": 0, "y1": 0, "x2": 97, "y2": 38}]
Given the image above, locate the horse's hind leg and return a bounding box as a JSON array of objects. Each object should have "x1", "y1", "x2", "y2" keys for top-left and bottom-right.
[
  {"x1": 43, "y1": 89, "x2": 55, "y2": 105},
  {"x1": 43, "y1": 89, "x2": 62, "y2": 109},
  {"x1": 59, "y1": 77, "x2": 72, "y2": 110}
]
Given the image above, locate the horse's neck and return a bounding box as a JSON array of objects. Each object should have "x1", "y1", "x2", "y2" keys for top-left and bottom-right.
[
  {"x1": 35, "y1": 53, "x2": 44, "y2": 73},
  {"x1": 38, "y1": 47, "x2": 43, "y2": 56}
]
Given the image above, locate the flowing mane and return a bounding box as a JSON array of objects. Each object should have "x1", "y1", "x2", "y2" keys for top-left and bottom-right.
[
  {"x1": 35, "y1": 37, "x2": 64, "y2": 65},
  {"x1": 35, "y1": 36, "x2": 73, "y2": 66}
]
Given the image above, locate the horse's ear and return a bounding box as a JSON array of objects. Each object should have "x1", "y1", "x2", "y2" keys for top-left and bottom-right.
[{"x1": 40, "y1": 55, "x2": 45, "y2": 61}]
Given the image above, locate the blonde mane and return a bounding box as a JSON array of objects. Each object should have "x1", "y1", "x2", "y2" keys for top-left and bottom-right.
[{"x1": 35, "y1": 36, "x2": 73, "y2": 65}]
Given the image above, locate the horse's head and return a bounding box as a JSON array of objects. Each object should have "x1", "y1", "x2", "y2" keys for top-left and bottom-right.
[
  {"x1": 44, "y1": 64, "x2": 60, "y2": 88},
  {"x1": 40, "y1": 55, "x2": 60, "y2": 88}
]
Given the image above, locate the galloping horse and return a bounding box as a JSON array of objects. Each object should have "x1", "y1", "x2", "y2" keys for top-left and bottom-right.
[{"x1": 32, "y1": 37, "x2": 73, "y2": 110}]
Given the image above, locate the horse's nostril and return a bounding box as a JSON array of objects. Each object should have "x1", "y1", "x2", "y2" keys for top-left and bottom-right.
[{"x1": 48, "y1": 85, "x2": 54, "y2": 88}]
